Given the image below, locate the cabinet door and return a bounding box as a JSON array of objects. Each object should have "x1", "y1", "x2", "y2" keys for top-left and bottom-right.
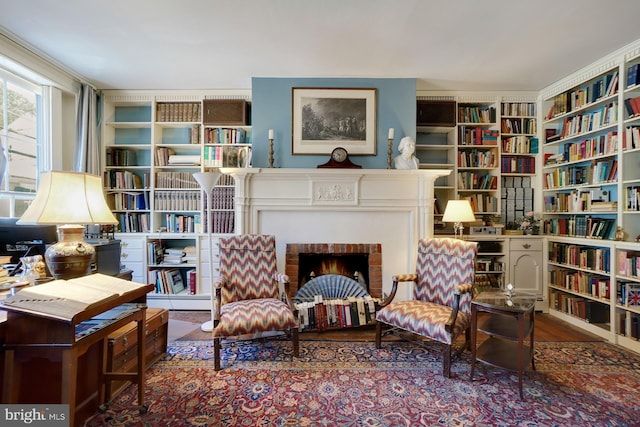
[{"x1": 509, "y1": 239, "x2": 542, "y2": 296}]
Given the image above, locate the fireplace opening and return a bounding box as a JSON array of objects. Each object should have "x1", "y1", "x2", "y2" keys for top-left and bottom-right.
[
  {"x1": 285, "y1": 243, "x2": 382, "y2": 299},
  {"x1": 298, "y1": 253, "x2": 369, "y2": 291}
]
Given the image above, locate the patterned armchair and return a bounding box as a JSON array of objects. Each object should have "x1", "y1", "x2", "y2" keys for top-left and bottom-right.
[
  {"x1": 212, "y1": 234, "x2": 299, "y2": 370},
  {"x1": 375, "y1": 237, "x2": 477, "y2": 377}
]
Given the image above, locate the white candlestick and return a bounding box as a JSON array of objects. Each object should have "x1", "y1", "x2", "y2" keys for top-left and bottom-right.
[
  {"x1": 388, "y1": 128, "x2": 394, "y2": 139},
  {"x1": 268, "y1": 129, "x2": 274, "y2": 140}
]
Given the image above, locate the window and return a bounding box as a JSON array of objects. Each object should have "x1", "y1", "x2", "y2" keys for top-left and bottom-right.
[{"x1": 0, "y1": 69, "x2": 45, "y2": 217}]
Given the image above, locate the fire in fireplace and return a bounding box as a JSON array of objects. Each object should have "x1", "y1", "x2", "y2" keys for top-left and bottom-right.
[{"x1": 285, "y1": 243, "x2": 382, "y2": 299}]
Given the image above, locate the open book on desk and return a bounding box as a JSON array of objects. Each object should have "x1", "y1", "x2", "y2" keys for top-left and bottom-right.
[{"x1": 0, "y1": 273, "x2": 150, "y2": 321}]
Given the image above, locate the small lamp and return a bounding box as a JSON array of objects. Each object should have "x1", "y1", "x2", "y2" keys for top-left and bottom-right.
[
  {"x1": 17, "y1": 171, "x2": 118, "y2": 280},
  {"x1": 193, "y1": 170, "x2": 222, "y2": 332},
  {"x1": 442, "y1": 200, "x2": 476, "y2": 239}
]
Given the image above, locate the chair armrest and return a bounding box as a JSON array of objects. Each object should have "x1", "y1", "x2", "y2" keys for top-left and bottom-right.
[
  {"x1": 379, "y1": 274, "x2": 418, "y2": 307},
  {"x1": 274, "y1": 272, "x2": 297, "y2": 313},
  {"x1": 213, "y1": 277, "x2": 226, "y2": 322},
  {"x1": 445, "y1": 282, "x2": 474, "y2": 332}
]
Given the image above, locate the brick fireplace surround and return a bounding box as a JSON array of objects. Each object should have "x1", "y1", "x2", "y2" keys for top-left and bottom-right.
[{"x1": 285, "y1": 243, "x2": 383, "y2": 299}]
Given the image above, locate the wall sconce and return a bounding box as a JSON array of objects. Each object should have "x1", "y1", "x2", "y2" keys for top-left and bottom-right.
[
  {"x1": 442, "y1": 200, "x2": 476, "y2": 239},
  {"x1": 17, "y1": 171, "x2": 118, "y2": 280}
]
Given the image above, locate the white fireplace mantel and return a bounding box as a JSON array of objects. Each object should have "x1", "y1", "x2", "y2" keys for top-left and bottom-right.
[{"x1": 221, "y1": 168, "x2": 450, "y2": 299}]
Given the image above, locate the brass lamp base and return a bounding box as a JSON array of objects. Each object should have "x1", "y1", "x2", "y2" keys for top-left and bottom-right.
[{"x1": 45, "y1": 225, "x2": 94, "y2": 280}]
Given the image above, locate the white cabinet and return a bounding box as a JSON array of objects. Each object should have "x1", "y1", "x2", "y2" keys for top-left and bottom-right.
[
  {"x1": 508, "y1": 237, "x2": 544, "y2": 310},
  {"x1": 116, "y1": 233, "x2": 145, "y2": 283}
]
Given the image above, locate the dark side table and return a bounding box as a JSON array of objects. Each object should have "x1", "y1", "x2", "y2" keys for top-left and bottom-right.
[{"x1": 469, "y1": 288, "x2": 536, "y2": 399}]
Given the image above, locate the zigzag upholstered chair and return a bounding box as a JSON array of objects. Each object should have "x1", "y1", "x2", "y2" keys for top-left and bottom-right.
[
  {"x1": 212, "y1": 234, "x2": 299, "y2": 370},
  {"x1": 375, "y1": 237, "x2": 477, "y2": 377}
]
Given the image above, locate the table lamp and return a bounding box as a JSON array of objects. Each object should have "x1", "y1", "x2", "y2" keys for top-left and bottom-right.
[
  {"x1": 442, "y1": 200, "x2": 476, "y2": 239},
  {"x1": 17, "y1": 171, "x2": 118, "y2": 280},
  {"x1": 193, "y1": 170, "x2": 222, "y2": 332}
]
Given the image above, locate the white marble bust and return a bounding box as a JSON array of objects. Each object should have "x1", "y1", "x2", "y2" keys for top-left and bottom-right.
[{"x1": 394, "y1": 136, "x2": 419, "y2": 170}]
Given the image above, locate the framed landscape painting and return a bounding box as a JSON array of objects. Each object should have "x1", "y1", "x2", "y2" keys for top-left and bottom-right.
[{"x1": 292, "y1": 87, "x2": 376, "y2": 155}]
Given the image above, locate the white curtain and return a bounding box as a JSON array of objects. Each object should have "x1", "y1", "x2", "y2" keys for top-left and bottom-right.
[{"x1": 74, "y1": 84, "x2": 100, "y2": 174}]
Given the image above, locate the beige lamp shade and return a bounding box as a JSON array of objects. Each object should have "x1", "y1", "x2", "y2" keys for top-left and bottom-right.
[
  {"x1": 442, "y1": 200, "x2": 476, "y2": 223},
  {"x1": 17, "y1": 171, "x2": 117, "y2": 225}
]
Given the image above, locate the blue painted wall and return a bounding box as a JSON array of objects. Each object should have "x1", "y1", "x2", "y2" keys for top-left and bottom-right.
[{"x1": 251, "y1": 77, "x2": 416, "y2": 168}]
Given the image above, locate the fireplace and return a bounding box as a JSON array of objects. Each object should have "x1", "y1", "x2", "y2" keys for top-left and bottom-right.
[
  {"x1": 221, "y1": 168, "x2": 449, "y2": 300},
  {"x1": 286, "y1": 243, "x2": 382, "y2": 298}
]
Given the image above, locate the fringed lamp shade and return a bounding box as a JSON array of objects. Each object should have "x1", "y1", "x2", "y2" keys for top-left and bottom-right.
[{"x1": 17, "y1": 171, "x2": 118, "y2": 279}]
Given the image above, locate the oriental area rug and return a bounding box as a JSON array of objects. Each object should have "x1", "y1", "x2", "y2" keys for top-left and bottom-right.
[{"x1": 85, "y1": 338, "x2": 640, "y2": 426}]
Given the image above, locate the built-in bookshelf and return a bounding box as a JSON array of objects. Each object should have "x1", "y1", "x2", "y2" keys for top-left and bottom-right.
[
  {"x1": 457, "y1": 101, "x2": 500, "y2": 215},
  {"x1": 146, "y1": 236, "x2": 198, "y2": 297},
  {"x1": 541, "y1": 66, "x2": 620, "y2": 241},
  {"x1": 547, "y1": 237, "x2": 612, "y2": 338},
  {"x1": 101, "y1": 91, "x2": 251, "y2": 309}
]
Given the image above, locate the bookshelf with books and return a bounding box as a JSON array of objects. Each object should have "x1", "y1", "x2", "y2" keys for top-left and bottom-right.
[
  {"x1": 547, "y1": 237, "x2": 614, "y2": 340},
  {"x1": 102, "y1": 91, "x2": 251, "y2": 310},
  {"x1": 622, "y1": 53, "x2": 640, "y2": 243},
  {"x1": 615, "y1": 243, "x2": 640, "y2": 352},
  {"x1": 541, "y1": 66, "x2": 620, "y2": 242},
  {"x1": 500, "y1": 101, "x2": 538, "y2": 175},
  {"x1": 145, "y1": 235, "x2": 200, "y2": 304},
  {"x1": 456, "y1": 100, "x2": 500, "y2": 215},
  {"x1": 103, "y1": 101, "x2": 153, "y2": 234}
]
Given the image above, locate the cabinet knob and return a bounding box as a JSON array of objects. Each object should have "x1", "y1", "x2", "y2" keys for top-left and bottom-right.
[
  {"x1": 522, "y1": 244, "x2": 531, "y2": 249},
  {"x1": 121, "y1": 253, "x2": 128, "y2": 259}
]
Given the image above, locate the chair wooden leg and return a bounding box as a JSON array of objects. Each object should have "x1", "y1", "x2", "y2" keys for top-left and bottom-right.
[
  {"x1": 291, "y1": 327, "x2": 299, "y2": 358},
  {"x1": 214, "y1": 337, "x2": 221, "y2": 371},
  {"x1": 465, "y1": 327, "x2": 471, "y2": 351},
  {"x1": 375, "y1": 321, "x2": 382, "y2": 348},
  {"x1": 443, "y1": 344, "x2": 452, "y2": 378}
]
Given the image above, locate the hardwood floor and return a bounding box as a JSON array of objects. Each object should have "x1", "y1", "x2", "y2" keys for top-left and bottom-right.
[{"x1": 168, "y1": 310, "x2": 603, "y2": 342}]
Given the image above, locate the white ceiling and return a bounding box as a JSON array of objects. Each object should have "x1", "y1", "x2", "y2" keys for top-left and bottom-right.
[{"x1": 1, "y1": 0, "x2": 640, "y2": 92}]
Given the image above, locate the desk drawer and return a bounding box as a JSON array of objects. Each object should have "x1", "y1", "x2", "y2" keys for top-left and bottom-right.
[{"x1": 106, "y1": 307, "x2": 168, "y2": 398}]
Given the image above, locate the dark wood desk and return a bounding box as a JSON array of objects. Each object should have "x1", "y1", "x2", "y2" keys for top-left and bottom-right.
[{"x1": 1, "y1": 276, "x2": 153, "y2": 427}]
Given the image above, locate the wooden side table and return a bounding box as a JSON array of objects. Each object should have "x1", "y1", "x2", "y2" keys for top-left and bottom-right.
[{"x1": 470, "y1": 288, "x2": 536, "y2": 399}]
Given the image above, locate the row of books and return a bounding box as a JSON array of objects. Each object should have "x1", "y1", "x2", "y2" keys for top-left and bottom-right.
[
  {"x1": 555, "y1": 102, "x2": 618, "y2": 140},
  {"x1": 457, "y1": 172, "x2": 498, "y2": 190},
  {"x1": 457, "y1": 106, "x2": 496, "y2": 124},
  {"x1": 154, "y1": 190, "x2": 201, "y2": 211},
  {"x1": 501, "y1": 117, "x2": 536, "y2": 134},
  {"x1": 551, "y1": 291, "x2": 610, "y2": 324},
  {"x1": 156, "y1": 102, "x2": 201, "y2": 122},
  {"x1": 543, "y1": 159, "x2": 617, "y2": 189},
  {"x1": 294, "y1": 295, "x2": 381, "y2": 331},
  {"x1": 543, "y1": 191, "x2": 615, "y2": 213},
  {"x1": 502, "y1": 135, "x2": 538, "y2": 154},
  {"x1": 623, "y1": 96, "x2": 640, "y2": 118},
  {"x1": 163, "y1": 213, "x2": 200, "y2": 233},
  {"x1": 149, "y1": 268, "x2": 187, "y2": 294},
  {"x1": 624, "y1": 186, "x2": 640, "y2": 211},
  {"x1": 155, "y1": 171, "x2": 199, "y2": 189},
  {"x1": 204, "y1": 127, "x2": 251, "y2": 144},
  {"x1": 104, "y1": 170, "x2": 149, "y2": 190},
  {"x1": 545, "y1": 70, "x2": 619, "y2": 119},
  {"x1": 544, "y1": 217, "x2": 616, "y2": 240},
  {"x1": 548, "y1": 269, "x2": 610, "y2": 299},
  {"x1": 106, "y1": 148, "x2": 138, "y2": 166},
  {"x1": 627, "y1": 63, "x2": 640, "y2": 88},
  {"x1": 501, "y1": 156, "x2": 535, "y2": 174},
  {"x1": 202, "y1": 146, "x2": 248, "y2": 167},
  {"x1": 117, "y1": 212, "x2": 150, "y2": 233},
  {"x1": 461, "y1": 193, "x2": 498, "y2": 213},
  {"x1": 617, "y1": 250, "x2": 640, "y2": 278},
  {"x1": 458, "y1": 127, "x2": 499, "y2": 145},
  {"x1": 618, "y1": 282, "x2": 640, "y2": 306},
  {"x1": 201, "y1": 211, "x2": 235, "y2": 234},
  {"x1": 209, "y1": 187, "x2": 235, "y2": 210},
  {"x1": 623, "y1": 126, "x2": 640, "y2": 150},
  {"x1": 108, "y1": 191, "x2": 149, "y2": 211},
  {"x1": 548, "y1": 241, "x2": 611, "y2": 272},
  {"x1": 616, "y1": 312, "x2": 640, "y2": 340},
  {"x1": 501, "y1": 102, "x2": 536, "y2": 117},
  {"x1": 566, "y1": 133, "x2": 618, "y2": 163},
  {"x1": 457, "y1": 149, "x2": 497, "y2": 168}
]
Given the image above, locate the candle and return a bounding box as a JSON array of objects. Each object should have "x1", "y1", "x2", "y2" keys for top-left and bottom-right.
[
  {"x1": 388, "y1": 128, "x2": 394, "y2": 139},
  {"x1": 268, "y1": 129, "x2": 274, "y2": 140}
]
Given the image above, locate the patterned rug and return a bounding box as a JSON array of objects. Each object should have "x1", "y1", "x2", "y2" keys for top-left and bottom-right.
[{"x1": 85, "y1": 338, "x2": 640, "y2": 426}]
